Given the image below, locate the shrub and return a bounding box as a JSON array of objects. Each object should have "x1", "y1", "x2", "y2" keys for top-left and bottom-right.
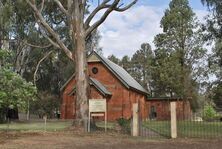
[
  {"x1": 117, "y1": 118, "x2": 131, "y2": 134},
  {"x1": 203, "y1": 104, "x2": 217, "y2": 121}
]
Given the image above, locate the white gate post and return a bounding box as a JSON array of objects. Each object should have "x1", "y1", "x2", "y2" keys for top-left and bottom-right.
[
  {"x1": 132, "y1": 103, "x2": 139, "y2": 136},
  {"x1": 170, "y1": 101, "x2": 177, "y2": 138}
]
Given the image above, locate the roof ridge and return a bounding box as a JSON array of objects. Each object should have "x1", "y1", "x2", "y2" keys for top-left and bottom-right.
[
  {"x1": 93, "y1": 51, "x2": 148, "y2": 95},
  {"x1": 89, "y1": 77, "x2": 112, "y2": 96},
  {"x1": 60, "y1": 51, "x2": 148, "y2": 95}
]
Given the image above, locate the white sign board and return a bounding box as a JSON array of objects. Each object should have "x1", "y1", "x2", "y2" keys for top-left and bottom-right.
[
  {"x1": 88, "y1": 99, "x2": 107, "y2": 132},
  {"x1": 89, "y1": 99, "x2": 106, "y2": 112}
]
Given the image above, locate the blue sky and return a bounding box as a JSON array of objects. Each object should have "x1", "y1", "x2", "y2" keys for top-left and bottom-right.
[
  {"x1": 97, "y1": 0, "x2": 209, "y2": 58},
  {"x1": 138, "y1": 0, "x2": 206, "y2": 10}
]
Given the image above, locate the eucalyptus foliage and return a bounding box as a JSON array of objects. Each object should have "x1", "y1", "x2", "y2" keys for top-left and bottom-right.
[{"x1": 201, "y1": 0, "x2": 222, "y2": 110}]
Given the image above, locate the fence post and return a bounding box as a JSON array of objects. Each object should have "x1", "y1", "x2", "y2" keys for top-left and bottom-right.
[
  {"x1": 132, "y1": 103, "x2": 139, "y2": 136},
  {"x1": 170, "y1": 101, "x2": 177, "y2": 138}
]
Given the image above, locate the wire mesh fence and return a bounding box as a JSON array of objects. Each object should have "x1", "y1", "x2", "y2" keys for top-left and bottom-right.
[
  {"x1": 177, "y1": 108, "x2": 222, "y2": 139},
  {"x1": 139, "y1": 104, "x2": 222, "y2": 139},
  {"x1": 177, "y1": 120, "x2": 222, "y2": 138},
  {"x1": 139, "y1": 119, "x2": 171, "y2": 139}
]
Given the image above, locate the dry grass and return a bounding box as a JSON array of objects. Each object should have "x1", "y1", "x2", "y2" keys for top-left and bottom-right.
[
  {"x1": 1, "y1": 130, "x2": 222, "y2": 149},
  {"x1": 0, "y1": 121, "x2": 72, "y2": 131}
]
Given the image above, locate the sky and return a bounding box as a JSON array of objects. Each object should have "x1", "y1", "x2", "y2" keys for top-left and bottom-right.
[{"x1": 96, "y1": 0, "x2": 209, "y2": 58}]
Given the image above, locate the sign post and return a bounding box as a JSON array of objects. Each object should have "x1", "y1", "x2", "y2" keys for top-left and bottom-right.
[{"x1": 88, "y1": 99, "x2": 107, "y2": 132}]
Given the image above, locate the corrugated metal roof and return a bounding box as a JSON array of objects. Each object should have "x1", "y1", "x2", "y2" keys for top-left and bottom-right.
[
  {"x1": 66, "y1": 77, "x2": 111, "y2": 97},
  {"x1": 60, "y1": 73, "x2": 75, "y2": 91},
  {"x1": 61, "y1": 51, "x2": 148, "y2": 95},
  {"x1": 92, "y1": 52, "x2": 148, "y2": 95},
  {"x1": 90, "y1": 77, "x2": 112, "y2": 96}
]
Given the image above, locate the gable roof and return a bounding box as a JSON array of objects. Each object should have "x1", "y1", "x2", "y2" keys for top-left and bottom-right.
[
  {"x1": 66, "y1": 77, "x2": 112, "y2": 97},
  {"x1": 60, "y1": 51, "x2": 148, "y2": 95},
  {"x1": 89, "y1": 51, "x2": 148, "y2": 95},
  {"x1": 60, "y1": 73, "x2": 75, "y2": 92},
  {"x1": 90, "y1": 77, "x2": 112, "y2": 97}
]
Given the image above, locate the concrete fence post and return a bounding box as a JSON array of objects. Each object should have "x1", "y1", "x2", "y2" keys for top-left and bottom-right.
[
  {"x1": 170, "y1": 101, "x2": 177, "y2": 138},
  {"x1": 132, "y1": 103, "x2": 139, "y2": 136}
]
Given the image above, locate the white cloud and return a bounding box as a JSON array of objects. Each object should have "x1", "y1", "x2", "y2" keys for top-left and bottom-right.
[
  {"x1": 194, "y1": 9, "x2": 208, "y2": 23},
  {"x1": 98, "y1": 5, "x2": 209, "y2": 58}
]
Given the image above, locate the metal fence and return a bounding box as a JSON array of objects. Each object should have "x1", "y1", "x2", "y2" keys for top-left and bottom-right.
[
  {"x1": 139, "y1": 119, "x2": 171, "y2": 139},
  {"x1": 177, "y1": 110, "x2": 222, "y2": 139},
  {"x1": 139, "y1": 108, "x2": 222, "y2": 139},
  {"x1": 177, "y1": 120, "x2": 222, "y2": 138}
]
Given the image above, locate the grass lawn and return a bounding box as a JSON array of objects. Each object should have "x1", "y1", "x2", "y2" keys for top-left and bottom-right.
[
  {"x1": 0, "y1": 120, "x2": 72, "y2": 131},
  {"x1": 177, "y1": 121, "x2": 222, "y2": 138},
  {"x1": 95, "y1": 121, "x2": 116, "y2": 129},
  {"x1": 143, "y1": 120, "x2": 222, "y2": 138},
  {"x1": 143, "y1": 121, "x2": 171, "y2": 137}
]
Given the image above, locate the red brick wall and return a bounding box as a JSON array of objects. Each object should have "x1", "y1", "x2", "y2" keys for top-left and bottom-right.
[
  {"x1": 90, "y1": 86, "x2": 104, "y2": 99},
  {"x1": 88, "y1": 62, "x2": 148, "y2": 121},
  {"x1": 61, "y1": 78, "x2": 76, "y2": 119},
  {"x1": 146, "y1": 100, "x2": 191, "y2": 120},
  {"x1": 60, "y1": 61, "x2": 191, "y2": 121},
  {"x1": 176, "y1": 101, "x2": 192, "y2": 120},
  {"x1": 61, "y1": 61, "x2": 148, "y2": 121}
]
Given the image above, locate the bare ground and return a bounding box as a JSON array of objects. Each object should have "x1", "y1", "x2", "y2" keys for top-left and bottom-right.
[{"x1": 0, "y1": 130, "x2": 222, "y2": 149}]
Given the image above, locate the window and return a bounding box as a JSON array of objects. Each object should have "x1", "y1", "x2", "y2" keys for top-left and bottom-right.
[
  {"x1": 150, "y1": 106, "x2": 157, "y2": 120},
  {"x1": 92, "y1": 67, "x2": 98, "y2": 74}
]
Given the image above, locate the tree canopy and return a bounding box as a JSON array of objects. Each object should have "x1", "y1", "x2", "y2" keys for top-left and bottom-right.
[
  {"x1": 153, "y1": 0, "x2": 206, "y2": 106},
  {"x1": 0, "y1": 49, "x2": 37, "y2": 121}
]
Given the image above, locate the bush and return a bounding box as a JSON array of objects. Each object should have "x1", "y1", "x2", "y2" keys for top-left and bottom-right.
[
  {"x1": 203, "y1": 104, "x2": 217, "y2": 121},
  {"x1": 0, "y1": 108, "x2": 5, "y2": 123},
  {"x1": 117, "y1": 118, "x2": 131, "y2": 134}
]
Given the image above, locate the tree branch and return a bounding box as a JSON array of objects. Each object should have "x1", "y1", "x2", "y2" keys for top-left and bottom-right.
[
  {"x1": 54, "y1": 0, "x2": 69, "y2": 16},
  {"x1": 82, "y1": 0, "x2": 87, "y2": 6},
  {"x1": 85, "y1": 0, "x2": 137, "y2": 38},
  {"x1": 33, "y1": 50, "x2": 53, "y2": 85},
  {"x1": 82, "y1": 0, "x2": 87, "y2": 17},
  {"x1": 85, "y1": 0, "x2": 120, "y2": 38},
  {"x1": 84, "y1": 0, "x2": 110, "y2": 29},
  {"x1": 114, "y1": 0, "x2": 138, "y2": 12},
  {"x1": 39, "y1": 0, "x2": 45, "y2": 12},
  {"x1": 26, "y1": 0, "x2": 73, "y2": 60},
  {"x1": 25, "y1": 42, "x2": 52, "y2": 49},
  {"x1": 37, "y1": 22, "x2": 61, "y2": 49}
]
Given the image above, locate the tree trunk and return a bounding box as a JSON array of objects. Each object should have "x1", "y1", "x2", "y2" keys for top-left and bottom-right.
[
  {"x1": 72, "y1": 3, "x2": 89, "y2": 131},
  {"x1": 74, "y1": 34, "x2": 89, "y2": 131},
  {"x1": 0, "y1": 29, "x2": 2, "y2": 49}
]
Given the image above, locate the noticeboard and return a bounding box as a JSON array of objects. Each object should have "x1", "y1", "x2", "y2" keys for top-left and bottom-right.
[
  {"x1": 89, "y1": 99, "x2": 106, "y2": 112},
  {"x1": 88, "y1": 99, "x2": 107, "y2": 132}
]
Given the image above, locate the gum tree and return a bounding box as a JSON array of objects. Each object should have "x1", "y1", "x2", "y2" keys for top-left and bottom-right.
[{"x1": 26, "y1": 0, "x2": 137, "y2": 131}]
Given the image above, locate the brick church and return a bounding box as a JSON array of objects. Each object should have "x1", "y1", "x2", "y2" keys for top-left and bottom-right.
[{"x1": 60, "y1": 51, "x2": 191, "y2": 121}]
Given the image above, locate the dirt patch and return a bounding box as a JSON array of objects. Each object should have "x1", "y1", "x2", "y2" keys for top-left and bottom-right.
[
  {"x1": 0, "y1": 131, "x2": 222, "y2": 149},
  {"x1": 0, "y1": 131, "x2": 41, "y2": 144}
]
